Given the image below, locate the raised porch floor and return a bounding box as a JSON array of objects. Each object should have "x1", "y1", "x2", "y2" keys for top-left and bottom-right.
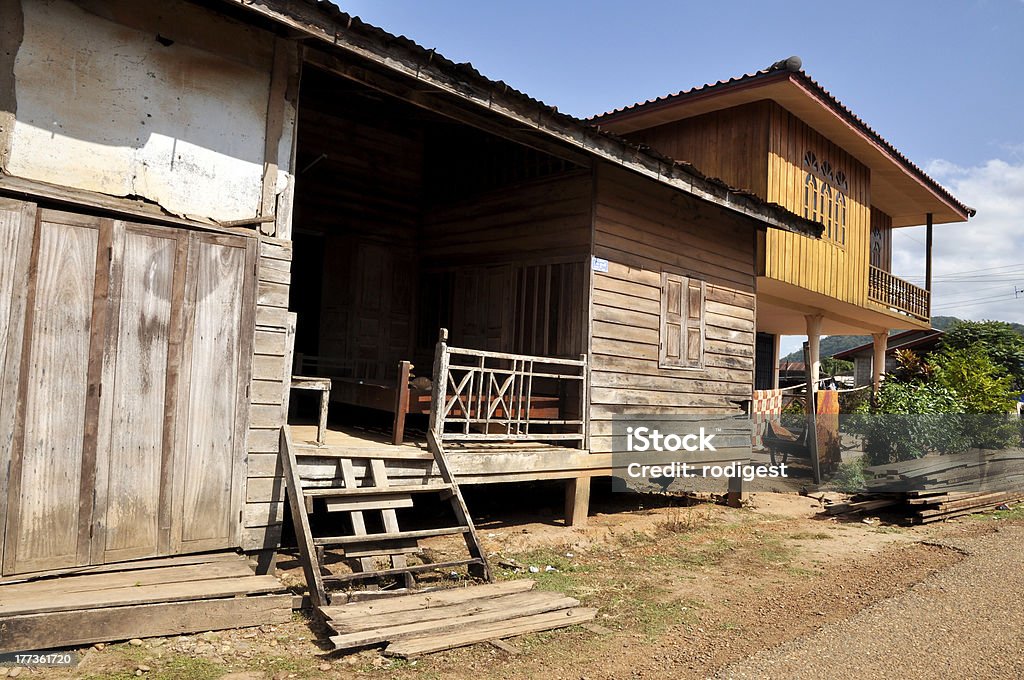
[{"x1": 287, "y1": 424, "x2": 607, "y2": 485}]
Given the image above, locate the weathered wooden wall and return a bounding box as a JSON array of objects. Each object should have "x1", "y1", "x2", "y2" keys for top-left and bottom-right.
[
  {"x1": 241, "y1": 238, "x2": 293, "y2": 552},
  {"x1": 765, "y1": 103, "x2": 871, "y2": 306},
  {"x1": 2, "y1": 0, "x2": 298, "y2": 229},
  {"x1": 589, "y1": 164, "x2": 757, "y2": 454},
  {"x1": 420, "y1": 172, "x2": 592, "y2": 359},
  {"x1": 626, "y1": 101, "x2": 771, "y2": 195}
]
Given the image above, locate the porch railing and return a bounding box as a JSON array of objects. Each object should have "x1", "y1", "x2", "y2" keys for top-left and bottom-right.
[
  {"x1": 867, "y1": 265, "x2": 930, "y2": 322},
  {"x1": 428, "y1": 328, "x2": 587, "y2": 445}
]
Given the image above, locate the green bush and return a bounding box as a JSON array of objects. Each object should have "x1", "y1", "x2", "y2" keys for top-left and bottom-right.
[
  {"x1": 940, "y1": 321, "x2": 1024, "y2": 391},
  {"x1": 849, "y1": 347, "x2": 1020, "y2": 465},
  {"x1": 829, "y1": 456, "x2": 868, "y2": 493}
]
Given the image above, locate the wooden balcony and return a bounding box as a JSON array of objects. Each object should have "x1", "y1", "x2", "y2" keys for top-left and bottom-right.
[{"x1": 867, "y1": 265, "x2": 930, "y2": 322}]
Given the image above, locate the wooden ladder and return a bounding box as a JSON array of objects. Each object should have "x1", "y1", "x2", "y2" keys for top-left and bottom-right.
[{"x1": 279, "y1": 427, "x2": 491, "y2": 607}]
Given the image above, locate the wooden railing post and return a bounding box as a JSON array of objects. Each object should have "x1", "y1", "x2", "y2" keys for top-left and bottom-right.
[
  {"x1": 429, "y1": 328, "x2": 450, "y2": 437},
  {"x1": 579, "y1": 353, "x2": 588, "y2": 449}
]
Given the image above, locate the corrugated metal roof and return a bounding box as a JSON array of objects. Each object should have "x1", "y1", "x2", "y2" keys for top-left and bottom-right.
[{"x1": 589, "y1": 60, "x2": 974, "y2": 219}]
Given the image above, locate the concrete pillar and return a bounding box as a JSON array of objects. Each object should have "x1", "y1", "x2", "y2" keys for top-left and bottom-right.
[
  {"x1": 805, "y1": 314, "x2": 823, "y2": 414},
  {"x1": 872, "y1": 332, "x2": 888, "y2": 391}
]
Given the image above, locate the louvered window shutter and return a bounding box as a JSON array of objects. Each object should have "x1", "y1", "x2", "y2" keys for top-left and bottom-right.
[{"x1": 660, "y1": 272, "x2": 705, "y2": 369}]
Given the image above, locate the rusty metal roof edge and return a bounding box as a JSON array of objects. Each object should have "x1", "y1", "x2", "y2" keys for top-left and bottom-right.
[
  {"x1": 223, "y1": 0, "x2": 823, "y2": 238},
  {"x1": 590, "y1": 65, "x2": 974, "y2": 220}
]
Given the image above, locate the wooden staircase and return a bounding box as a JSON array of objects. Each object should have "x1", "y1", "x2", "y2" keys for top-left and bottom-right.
[{"x1": 279, "y1": 427, "x2": 491, "y2": 607}]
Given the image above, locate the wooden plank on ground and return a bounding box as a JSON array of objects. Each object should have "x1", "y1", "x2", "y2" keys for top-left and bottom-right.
[
  {"x1": 320, "y1": 580, "x2": 535, "y2": 620},
  {"x1": 326, "y1": 591, "x2": 573, "y2": 634},
  {"x1": 384, "y1": 607, "x2": 598, "y2": 658},
  {"x1": 0, "y1": 552, "x2": 246, "y2": 585},
  {"x1": 0, "y1": 594, "x2": 291, "y2": 654},
  {"x1": 329, "y1": 594, "x2": 580, "y2": 649},
  {"x1": 0, "y1": 561, "x2": 254, "y2": 599},
  {"x1": 0, "y1": 575, "x2": 282, "y2": 617}
]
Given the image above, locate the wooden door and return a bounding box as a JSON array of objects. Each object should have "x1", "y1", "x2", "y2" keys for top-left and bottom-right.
[
  {"x1": 1, "y1": 204, "x2": 256, "y2": 575},
  {"x1": 3, "y1": 209, "x2": 110, "y2": 575},
  {"x1": 171, "y1": 232, "x2": 255, "y2": 553},
  {"x1": 91, "y1": 223, "x2": 188, "y2": 563}
]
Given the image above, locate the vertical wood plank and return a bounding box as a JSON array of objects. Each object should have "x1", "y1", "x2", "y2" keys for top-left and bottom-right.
[
  {"x1": 0, "y1": 200, "x2": 36, "y2": 573},
  {"x1": 173, "y1": 233, "x2": 252, "y2": 552},
  {"x1": 4, "y1": 211, "x2": 102, "y2": 574},
  {"x1": 94, "y1": 225, "x2": 179, "y2": 563}
]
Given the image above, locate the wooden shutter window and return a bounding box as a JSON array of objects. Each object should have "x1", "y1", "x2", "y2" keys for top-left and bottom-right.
[{"x1": 659, "y1": 272, "x2": 705, "y2": 370}]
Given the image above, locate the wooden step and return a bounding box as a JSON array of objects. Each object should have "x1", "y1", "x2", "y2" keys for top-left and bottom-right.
[
  {"x1": 303, "y1": 482, "x2": 452, "y2": 497},
  {"x1": 321, "y1": 558, "x2": 486, "y2": 584},
  {"x1": 0, "y1": 594, "x2": 292, "y2": 654},
  {"x1": 314, "y1": 526, "x2": 470, "y2": 546},
  {"x1": 0, "y1": 575, "x2": 284, "y2": 617},
  {"x1": 323, "y1": 494, "x2": 416, "y2": 513},
  {"x1": 292, "y1": 444, "x2": 434, "y2": 461}
]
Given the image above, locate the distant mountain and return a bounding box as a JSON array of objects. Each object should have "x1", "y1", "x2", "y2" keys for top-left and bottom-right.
[
  {"x1": 780, "y1": 316, "x2": 1024, "y2": 362},
  {"x1": 782, "y1": 335, "x2": 869, "y2": 362},
  {"x1": 931, "y1": 315, "x2": 1024, "y2": 335}
]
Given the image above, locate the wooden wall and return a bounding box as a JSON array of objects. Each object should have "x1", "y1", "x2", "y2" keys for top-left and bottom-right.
[
  {"x1": 5, "y1": 0, "x2": 297, "y2": 228},
  {"x1": 765, "y1": 103, "x2": 871, "y2": 306},
  {"x1": 627, "y1": 102, "x2": 770, "y2": 195},
  {"x1": 240, "y1": 237, "x2": 293, "y2": 552},
  {"x1": 419, "y1": 172, "x2": 592, "y2": 360},
  {"x1": 421, "y1": 171, "x2": 592, "y2": 266},
  {"x1": 589, "y1": 164, "x2": 757, "y2": 454},
  {"x1": 870, "y1": 207, "x2": 893, "y2": 271}
]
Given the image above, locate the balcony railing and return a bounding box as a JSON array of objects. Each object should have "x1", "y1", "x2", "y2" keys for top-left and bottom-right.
[{"x1": 867, "y1": 266, "x2": 930, "y2": 322}]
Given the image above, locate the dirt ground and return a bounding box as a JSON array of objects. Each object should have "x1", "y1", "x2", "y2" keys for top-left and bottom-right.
[{"x1": 22, "y1": 487, "x2": 1024, "y2": 680}]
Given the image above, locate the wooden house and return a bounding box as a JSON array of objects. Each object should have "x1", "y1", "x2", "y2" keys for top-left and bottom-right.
[
  {"x1": 0, "y1": 0, "x2": 827, "y2": 597},
  {"x1": 592, "y1": 57, "x2": 975, "y2": 393}
]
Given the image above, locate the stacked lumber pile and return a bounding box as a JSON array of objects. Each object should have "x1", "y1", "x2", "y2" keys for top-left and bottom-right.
[
  {"x1": 828, "y1": 450, "x2": 1024, "y2": 524},
  {"x1": 319, "y1": 580, "x2": 596, "y2": 658}
]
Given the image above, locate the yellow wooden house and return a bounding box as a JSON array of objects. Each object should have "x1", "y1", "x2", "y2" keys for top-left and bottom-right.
[{"x1": 591, "y1": 56, "x2": 975, "y2": 389}]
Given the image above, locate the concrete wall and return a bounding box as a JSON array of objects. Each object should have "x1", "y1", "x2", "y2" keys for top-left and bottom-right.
[{"x1": 2, "y1": 0, "x2": 297, "y2": 225}]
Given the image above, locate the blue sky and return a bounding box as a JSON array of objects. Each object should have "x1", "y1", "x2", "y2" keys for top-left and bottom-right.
[{"x1": 340, "y1": 1, "x2": 1024, "y2": 354}]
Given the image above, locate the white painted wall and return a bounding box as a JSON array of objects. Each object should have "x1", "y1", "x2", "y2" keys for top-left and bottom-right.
[{"x1": 6, "y1": 0, "x2": 294, "y2": 223}]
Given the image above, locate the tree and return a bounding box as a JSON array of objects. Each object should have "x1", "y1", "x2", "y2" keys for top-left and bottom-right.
[
  {"x1": 821, "y1": 356, "x2": 854, "y2": 376},
  {"x1": 851, "y1": 348, "x2": 1019, "y2": 464},
  {"x1": 940, "y1": 321, "x2": 1024, "y2": 392}
]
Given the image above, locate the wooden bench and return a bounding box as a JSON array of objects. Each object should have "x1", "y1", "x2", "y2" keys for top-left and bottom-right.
[{"x1": 290, "y1": 376, "x2": 331, "y2": 445}]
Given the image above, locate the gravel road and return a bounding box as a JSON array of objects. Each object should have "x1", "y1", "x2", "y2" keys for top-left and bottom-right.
[{"x1": 719, "y1": 523, "x2": 1024, "y2": 679}]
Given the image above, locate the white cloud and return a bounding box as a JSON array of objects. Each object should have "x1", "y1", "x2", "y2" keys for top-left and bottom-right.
[{"x1": 891, "y1": 158, "x2": 1024, "y2": 326}]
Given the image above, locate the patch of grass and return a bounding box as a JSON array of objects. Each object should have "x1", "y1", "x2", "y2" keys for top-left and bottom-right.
[
  {"x1": 871, "y1": 525, "x2": 905, "y2": 534},
  {"x1": 150, "y1": 656, "x2": 227, "y2": 680},
  {"x1": 976, "y1": 503, "x2": 1024, "y2": 521},
  {"x1": 503, "y1": 548, "x2": 589, "y2": 597},
  {"x1": 755, "y1": 538, "x2": 794, "y2": 566},
  {"x1": 605, "y1": 590, "x2": 699, "y2": 638},
  {"x1": 657, "y1": 506, "x2": 714, "y2": 535},
  {"x1": 786, "y1": 531, "x2": 833, "y2": 540}
]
